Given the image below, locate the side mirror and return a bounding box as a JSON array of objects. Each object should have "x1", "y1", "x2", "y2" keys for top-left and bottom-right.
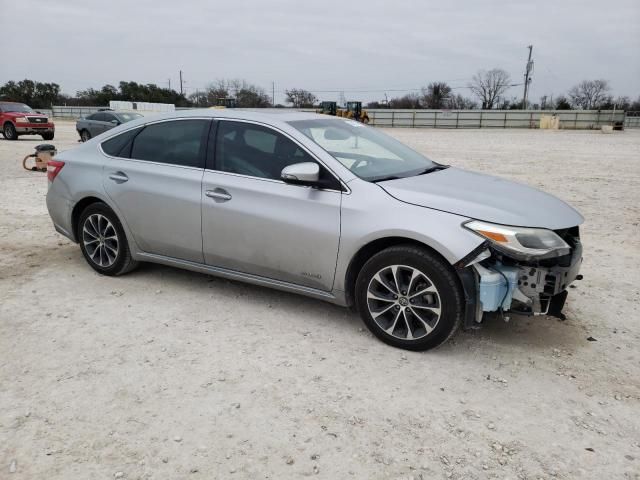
[
  {"x1": 111, "y1": 119, "x2": 120, "y2": 125},
  {"x1": 281, "y1": 162, "x2": 320, "y2": 185}
]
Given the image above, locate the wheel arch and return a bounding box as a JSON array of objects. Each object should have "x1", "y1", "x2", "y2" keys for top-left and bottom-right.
[
  {"x1": 71, "y1": 196, "x2": 112, "y2": 242},
  {"x1": 343, "y1": 236, "x2": 457, "y2": 309}
]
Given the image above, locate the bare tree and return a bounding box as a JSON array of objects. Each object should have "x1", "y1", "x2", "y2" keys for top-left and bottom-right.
[
  {"x1": 285, "y1": 89, "x2": 317, "y2": 108},
  {"x1": 567, "y1": 80, "x2": 611, "y2": 110},
  {"x1": 421, "y1": 82, "x2": 452, "y2": 109},
  {"x1": 468, "y1": 69, "x2": 511, "y2": 109},
  {"x1": 554, "y1": 95, "x2": 571, "y2": 110},
  {"x1": 388, "y1": 93, "x2": 421, "y2": 109},
  {"x1": 446, "y1": 93, "x2": 477, "y2": 109}
]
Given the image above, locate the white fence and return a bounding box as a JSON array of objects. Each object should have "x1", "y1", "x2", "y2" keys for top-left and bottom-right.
[
  {"x1": 51, "y1": 105, "x2": 108, "y2": 118},
  {"x1": 625, "y1": 112, "x2": 640, "y2": 128},
  {"x1": 365, "y1": 109, "x2": 627, "y2": 129},
  {"x1": 48, "y1": 105, "x2": 635, "y2": 129}
]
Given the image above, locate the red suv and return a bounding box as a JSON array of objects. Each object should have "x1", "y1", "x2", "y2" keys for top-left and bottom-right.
[{"x1": 0, "y1": 101, "x2": 55, "y2": 140}]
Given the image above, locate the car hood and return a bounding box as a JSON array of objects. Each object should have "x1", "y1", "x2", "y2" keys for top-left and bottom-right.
[
  {"x1": 378, "y1": 167, "x2": 584, "y2": 229},
  {"x1": 5, "y1": 111, "x2": 45, "y2": 118}
]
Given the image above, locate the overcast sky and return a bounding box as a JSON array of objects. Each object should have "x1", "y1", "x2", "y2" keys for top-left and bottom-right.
[{"x1": 1, "y1": 0, "x2": 639, "y2": 104}]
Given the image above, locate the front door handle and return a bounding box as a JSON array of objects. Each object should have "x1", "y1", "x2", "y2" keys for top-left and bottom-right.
[
  {"x1": 205, "y1": 188, "x2": 232, "y2": 202},
  {"x1": 108, "y1": 172, "x2": 128, "y2": 183}
]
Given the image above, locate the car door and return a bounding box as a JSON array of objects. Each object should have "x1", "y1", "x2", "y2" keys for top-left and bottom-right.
[
  {"x1": 201, "y1": 120, "x2": 342, "y2": 291},
  {"x1": 89, "y1": 112, "x2": 107, "y2": 137},
  {"x1": 102, "y1": 118, "x2": 210, "y2": 263},
  {"x1": 102, "y1": 112, "x2": 120, "y2": 133},
  {"x1": 81, "y1": 113, "x2": 96, "y2": 136}
]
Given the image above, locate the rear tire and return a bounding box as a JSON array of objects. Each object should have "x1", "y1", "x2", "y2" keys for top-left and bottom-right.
[
  {"x1": 3, "y1": 122, "x2": 17, "y2": 140},
  {"x1": 80, "y1": 129, "x2": 91, "y2": 142},
  {"x1": 42, "y1": 132, "x2": 54, "y2": 141},
  {"x1": 355, "y1": 244, "x2": 463, "y2": 351},
  {"x1": 77, "y1": 203, "x2": 138, "y2": 276}
]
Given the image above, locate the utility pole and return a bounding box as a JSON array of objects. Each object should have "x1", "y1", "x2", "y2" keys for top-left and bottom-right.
[
  {"x1": 168, "y1": 78, "x2": 171, "y2": 90},
  {"x1": 272, "y1": 81, "x2": 275, "y2": 106},
  {"x1": 522, "y1": 45, "x2": 533, "y2": 109},
  {"x1": 179, "y1": 70, "x2": 184, "y2": 96}
]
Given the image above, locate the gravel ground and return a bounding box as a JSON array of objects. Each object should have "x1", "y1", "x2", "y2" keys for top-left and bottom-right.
[{"x1": 1, "y1": 121, "x2": 639, "y2": 479}]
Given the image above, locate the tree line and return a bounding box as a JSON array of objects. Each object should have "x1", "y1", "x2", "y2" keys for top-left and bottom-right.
[
  {"x1": 1, "y1": 73, "x2": 638, "y2": 111},
  {"x1": 369, "y1": 71, "x2": 639, "y2": 111}
]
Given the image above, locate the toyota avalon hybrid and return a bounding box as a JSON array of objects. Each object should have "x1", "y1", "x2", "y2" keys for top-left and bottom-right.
[{"x1": 46, "y1": 110, "x2": 583, "y2": 351}]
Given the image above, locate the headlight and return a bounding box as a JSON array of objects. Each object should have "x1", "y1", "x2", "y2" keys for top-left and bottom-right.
[
  {"x1": 464, "y1": 220, "x2": 570, "y2": 259},
  {"x1": 15, "y1": 117, "x2": 29, "y2": 123}
]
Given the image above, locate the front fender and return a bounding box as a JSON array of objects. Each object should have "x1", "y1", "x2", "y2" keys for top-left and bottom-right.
[{"x1": 334, "y1": 181, "x2": 484, "y2": 293}]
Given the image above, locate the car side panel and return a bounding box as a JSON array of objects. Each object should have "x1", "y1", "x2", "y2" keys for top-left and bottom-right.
[
  {"x1": 201, "y1": 171, "x2": 341, "y2": 291},
  {"x1": 46, "y1": 146, "x2": 109, "y2": 240},
  {"x1": 103, "y1": 158, "x2": 205, "y2": 263},
  {"x1": 333, "y1": 180, "x2": 485, "y2": 294}
]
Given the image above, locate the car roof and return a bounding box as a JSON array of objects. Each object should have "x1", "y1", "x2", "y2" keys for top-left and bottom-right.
[{"x1": 140, "y1": 108, "x2": 326, "y2": 124}]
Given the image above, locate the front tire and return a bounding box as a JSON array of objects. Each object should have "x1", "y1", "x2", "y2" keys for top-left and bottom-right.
[
  {"x1": 3, "y1": 122, "x2": 17, "y2": 140},
  {"x1": 355, "y1": 245, "x2": 463, "y2": 351},
  {"x1": 77, "y1": 203, "x2": 138, "y2": 276},
  {"x1": 42, "y1": 132, "x2": 55, "y2": 141}
]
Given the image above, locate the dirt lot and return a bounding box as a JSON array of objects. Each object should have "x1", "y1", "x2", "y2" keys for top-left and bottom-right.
[{"x1": 1, "y1": 121, "x2": 639, "y2": 479}]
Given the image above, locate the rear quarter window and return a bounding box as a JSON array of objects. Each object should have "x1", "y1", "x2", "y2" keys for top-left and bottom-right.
[{"x1": 101, "y1": 128, "x2": 142, "y2": 157}]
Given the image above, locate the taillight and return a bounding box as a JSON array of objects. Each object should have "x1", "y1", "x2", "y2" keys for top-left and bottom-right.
[{"x1": 47, "y1": 160, "x2": 65, "y2": 182}]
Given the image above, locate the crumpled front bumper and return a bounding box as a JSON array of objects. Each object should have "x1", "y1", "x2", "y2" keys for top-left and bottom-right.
[
  {"x1": 456, "y1": 232, "x2": 583, "y2": 326},
  {"x1": 514, "y1": 241, "x2": 582, "y2": 315}
]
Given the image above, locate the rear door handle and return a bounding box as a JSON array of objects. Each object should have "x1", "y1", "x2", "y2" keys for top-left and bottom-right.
[
  {"x1": 109, "y1": 172, "x2": 129, "y2": 183},
  {"x1": 205, "y1": 188, "x2": 232, "y2": 202}
]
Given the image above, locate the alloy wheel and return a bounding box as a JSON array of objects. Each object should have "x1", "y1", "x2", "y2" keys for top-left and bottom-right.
[
  {"x1": 366, "y1": 264, "x2": 442, "y2": 340},
  {"x1": 82, "y1": 214, "x2": 119, "y2": 267}
]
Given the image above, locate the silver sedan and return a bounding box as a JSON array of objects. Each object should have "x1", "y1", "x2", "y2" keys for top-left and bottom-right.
[
  {"x1": 76, "y1": 110, "x2": 142, "y2": 142},
  {"x1": 46, "y1": 110, "x2": 583, "y2": 350}
]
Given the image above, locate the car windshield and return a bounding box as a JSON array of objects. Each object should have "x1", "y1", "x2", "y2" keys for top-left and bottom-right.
[
  {"x1": 288, "y1": 118, "x2": 436, "y2": 182},
  {"x1": 0, "y1": 103, "x2": 34, "y2": 113},
  {"x1": 116, "y1": 112, "x2": 143, "y2": 123}
]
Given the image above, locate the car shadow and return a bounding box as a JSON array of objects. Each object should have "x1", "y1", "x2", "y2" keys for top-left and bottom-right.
[
  {"x1": 126, "y1": 262, "x2": 585, "y2": 353},
  {"x1": 452, "y1": 311, "x2": 585, "y2": 352},
  {"x1": 130, "y1": 261, "x2": 361, "y2": 328}
]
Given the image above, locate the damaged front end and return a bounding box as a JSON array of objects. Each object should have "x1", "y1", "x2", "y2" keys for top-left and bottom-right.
[{"x1": 456, "y1": 222, "x2": 583, "y2": 327}]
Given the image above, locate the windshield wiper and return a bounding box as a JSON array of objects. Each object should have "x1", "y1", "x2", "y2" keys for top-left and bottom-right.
[
  {"x1": 416, "y1": 164, "x2": 449, "y2": 175},
  {"x1": 370, "y1": 175, "x2": 401, "y2": 183}
]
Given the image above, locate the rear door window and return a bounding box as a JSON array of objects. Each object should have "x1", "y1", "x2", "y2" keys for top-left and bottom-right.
[{"x1": 130, "y1": 119, "x2": 209, "y2": 168}]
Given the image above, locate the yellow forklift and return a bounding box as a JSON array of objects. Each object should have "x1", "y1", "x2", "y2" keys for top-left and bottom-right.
[
  {"x1": 317, "y1": 101, "x2": 337, "y2": 116},
  {"x1": 211, "y1": 98, "x2": 237, "y2": 109},
  {"x1": 319, "y1": 101, "x2": 369, "y2": 123}
]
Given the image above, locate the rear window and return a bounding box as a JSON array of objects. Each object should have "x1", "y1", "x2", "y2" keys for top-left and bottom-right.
[
  {"x1": 101, "y1": 128, "x2": 142, "y2": 157},
  {"x1": 117, "y1": 112, "x2": 143, "y2": 123}
]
